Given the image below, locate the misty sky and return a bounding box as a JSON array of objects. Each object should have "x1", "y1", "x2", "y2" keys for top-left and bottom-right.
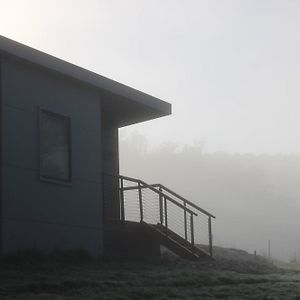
[{"x1": 1, "y1": 0, "x2": 300, "y2": 154}]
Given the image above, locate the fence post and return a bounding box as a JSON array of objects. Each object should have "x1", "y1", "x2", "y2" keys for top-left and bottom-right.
[
  {"x1": 120, "y1": 177, "x2": 125, "y2": 222},
  {"x1": 208, "y1": 216, "x2": 213, "y2": 257},
  {"x1": 190, "y1": 214, "x2": 194, "y2": 247},
  {"x1": 184, "y1": 202, "x2": 187, "y2": 242},
  {"x1": 159, "y1": 186, "x2": 163, "y2": 225},
  {"x1": 164, "y1": 197, "x2": 168, "y2": 235},
  {"x1": 138, "y1": 182, "x2": 143, "y2": 222}
]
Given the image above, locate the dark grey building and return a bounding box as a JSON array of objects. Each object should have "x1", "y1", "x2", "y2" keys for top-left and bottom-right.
[{"x1": 0, "y1": 36, "x2": 171, "y2": 256}]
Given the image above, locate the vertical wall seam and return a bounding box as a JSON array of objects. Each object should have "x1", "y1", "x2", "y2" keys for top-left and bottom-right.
[{"x1": 0, "y1": 57, "x2": 3, "y2": 255}]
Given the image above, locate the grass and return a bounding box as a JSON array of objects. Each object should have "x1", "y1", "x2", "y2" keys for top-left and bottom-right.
[{"x1": 0, "y1": 249, "x2": 300, "y2": 299}]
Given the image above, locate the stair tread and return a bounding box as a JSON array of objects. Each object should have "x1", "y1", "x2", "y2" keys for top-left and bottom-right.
[
  {"x1": 143, "y1": 222, "x2": 212, "y2": 261},
  {"x1": 155, "y1": 223, "x2": 212, "y2": 258}
]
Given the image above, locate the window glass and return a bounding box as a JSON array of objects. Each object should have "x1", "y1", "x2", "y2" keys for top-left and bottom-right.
[{"x1": 40, "y1": 110, "x2": 71, "y2": 182}]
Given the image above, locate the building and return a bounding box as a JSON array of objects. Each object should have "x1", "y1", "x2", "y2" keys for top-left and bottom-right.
[{"x1": 0, "y1": 36, "x2": 214, "y2": 260}]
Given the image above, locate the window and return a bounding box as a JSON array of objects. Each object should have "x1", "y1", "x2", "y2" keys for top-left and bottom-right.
[{"x1": 39, "y1": 109, "x2": 72, "y2": 184}]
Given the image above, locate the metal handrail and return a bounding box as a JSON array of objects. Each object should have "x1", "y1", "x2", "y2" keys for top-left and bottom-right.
[
  {"x1": 119, "y1": 175, "x2": 199, "y2": 246},
  {"x1": 104, "y1": 173, "x2": 215, "y2": 257},
  {"x1": 152, "y1": 183, "x2": 216, "y2": 219},
  {"x1": 151, "y1": 183, "x2": 215, "y2": 256},
  {"x1": 119, "y1": 175, "x2": 197, "y2": 216},
  {"x1": 122, "y1": 183, "x2": 215, "y2": 217}
]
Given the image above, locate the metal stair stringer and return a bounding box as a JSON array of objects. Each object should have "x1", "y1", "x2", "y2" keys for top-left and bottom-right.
[{"x1": 143, "y1": 222, "x2": 213, "y2": 261}]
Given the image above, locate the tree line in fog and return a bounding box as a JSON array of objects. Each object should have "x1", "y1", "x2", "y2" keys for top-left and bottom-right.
[{"x1": 120, "y1": 132, "x2": 300, "y2": 261}]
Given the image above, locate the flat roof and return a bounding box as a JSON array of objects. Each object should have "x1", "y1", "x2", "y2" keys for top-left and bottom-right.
[{"x1": 0, "y1": 35, "x2": 171, "y2": 127}]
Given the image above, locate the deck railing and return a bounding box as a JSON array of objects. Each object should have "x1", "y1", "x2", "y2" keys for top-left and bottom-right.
[{"x1": 114, "y1": 174, "x2": 215, "y2": 257}]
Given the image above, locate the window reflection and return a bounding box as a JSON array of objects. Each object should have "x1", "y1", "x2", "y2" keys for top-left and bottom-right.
[{"x1": 40, "y1": 110, "x2": 71, "y2": 182}]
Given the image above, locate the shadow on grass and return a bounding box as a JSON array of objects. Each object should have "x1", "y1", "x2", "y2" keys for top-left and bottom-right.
[{"x1": 0, "y1": 248, "x2": 94, "y2": 266}]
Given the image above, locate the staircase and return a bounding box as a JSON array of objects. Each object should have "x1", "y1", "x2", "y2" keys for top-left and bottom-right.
[{"x1": 104, "y1": 175, "x2": 216, "y2": 261}]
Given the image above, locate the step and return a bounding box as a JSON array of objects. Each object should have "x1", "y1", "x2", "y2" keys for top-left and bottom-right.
[
  {"x1": 154, "y1": 223, "x2": 212, "y2": 260},
  {"x1": 104, "y1": 220, "x2": 212, "y2": 261},
  {"x1": 142, "y1": 222, "x2": 207, "y2": 261}
]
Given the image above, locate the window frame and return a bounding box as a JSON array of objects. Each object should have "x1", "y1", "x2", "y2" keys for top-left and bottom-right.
[{"x1": 38, "y1": 108, "x2": 72, "y2": 186}]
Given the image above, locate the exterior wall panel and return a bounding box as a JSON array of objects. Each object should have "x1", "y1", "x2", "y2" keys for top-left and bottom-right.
[
  {"x1": 1, "y1": 58, "x2": 103, "y2": 256},
  {"x1": 0, "y1": 57, "x2": 3, "y2": 254},
  {"x1": 102, "y1": 127, "x2": 120, "y2": 221}
]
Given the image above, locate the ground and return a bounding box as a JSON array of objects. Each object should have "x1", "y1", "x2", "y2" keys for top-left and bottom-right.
[{"x1": 0, "y1": 249, "x2": 300, "y2": 300}]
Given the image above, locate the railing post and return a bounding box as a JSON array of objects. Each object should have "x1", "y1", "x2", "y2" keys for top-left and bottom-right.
[
  {"x1": 164, "y1": 196, "x2": 168, "y2": 234},
  {"x1": 184, "y1": 202, "x2": 187, "y2": 241},
  {"x1": 190, "y1": 214, "x2": 194, "y2": 247},
  {"x1": 208, "y1": 216, "x2": 213, "y2": 257},
  {"x1": 138, "y1": 182, "x2": 143, "y2": 222},
  {"x1": 120, "y1": 177, "x2": 125, "y2": 222},
  {"x1": 159, "y1": 186, "x2": 163, "y2": 225}
]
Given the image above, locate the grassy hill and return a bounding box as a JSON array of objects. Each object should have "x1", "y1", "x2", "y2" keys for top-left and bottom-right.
[
  {"x1": 204, "y1": 245, "x2": 278, "y2": 274},
  {"x1": 0, "y1": 248, "x2": 300, "y2": 300}
]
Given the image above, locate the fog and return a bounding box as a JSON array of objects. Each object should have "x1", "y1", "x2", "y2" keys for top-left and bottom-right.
[
  {"x1": 120, "y1": 132, "x2": 300, "y2": 261},
  {"x1": 1, "y1": 0, "x2": 300, "y2": 261},
  {"x1": 1, "y1": 0, "x2": 300, "y2": 153}
]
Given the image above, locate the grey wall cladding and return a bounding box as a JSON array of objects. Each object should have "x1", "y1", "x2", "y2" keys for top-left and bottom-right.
[{"x1": 1, "y1": 58, "x2": 103, "y2": 256}]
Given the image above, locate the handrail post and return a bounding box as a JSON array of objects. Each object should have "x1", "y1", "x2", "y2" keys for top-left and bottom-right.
[
  {"x1": 184, "y1": 202, "x2": 187, "y2": 242},
  {"x1": 208, "y1": 216, "x2": 213, "y2": 257},
  {"x1": 138, "y1": 182, "x2": 143, "y2": 222},
  {"x1": 159, "y1": 186, "x2": 163, "y2": 225},
  {"x1": 164, "y1": 196, "x2": 168, "y2": 235},
  {"x1": 120, "y1": 177, "x2": 125, "y2": 222},
  {"x1": 190, "y1": 214, "x2": 194, "y2": 247}
]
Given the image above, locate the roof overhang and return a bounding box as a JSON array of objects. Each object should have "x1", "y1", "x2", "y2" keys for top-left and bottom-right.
[{"x1": 0, "y1": 35, "x2": 171, "y2": 128}]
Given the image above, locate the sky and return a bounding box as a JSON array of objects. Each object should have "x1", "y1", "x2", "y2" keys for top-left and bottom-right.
[{"x1": 1, "y1": 0, "x2": 300, "y2": 154}]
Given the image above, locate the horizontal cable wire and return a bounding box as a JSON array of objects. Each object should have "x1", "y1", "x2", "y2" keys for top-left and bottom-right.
[{"x1": 108, "y1": 176, "x2": 213, "y2": 254}]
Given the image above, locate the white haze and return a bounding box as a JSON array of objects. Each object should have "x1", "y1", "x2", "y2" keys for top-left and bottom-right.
[
  {"x1": 1, "y1": 0, "x2": 300, "y2": 154},
  {"x1": 1, "y1": 0, "x2": 300, "y2": 260},
  {"x1": 120, "y1": 133, "x2": 300, "y2": 261}
]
